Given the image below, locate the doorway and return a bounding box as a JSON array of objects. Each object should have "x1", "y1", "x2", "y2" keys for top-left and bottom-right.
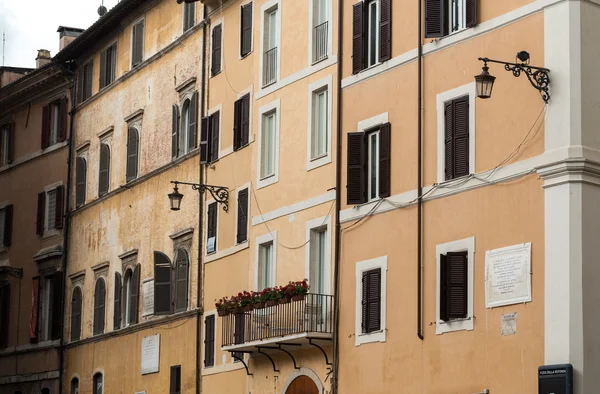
[{"x1": 284, "y1": 375, "x2": 319, "y2": 394}]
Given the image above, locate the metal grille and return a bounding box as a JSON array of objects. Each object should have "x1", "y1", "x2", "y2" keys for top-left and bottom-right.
[
  {"x1": 313, "y1": 22, "x2": 328, "y2": 63},
  {"x1": 263, "y1": 47, "x2": 278, "y2": 87}
]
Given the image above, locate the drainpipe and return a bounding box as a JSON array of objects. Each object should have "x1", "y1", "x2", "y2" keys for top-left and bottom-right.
[
  {"x1": 417, "y1": 0, "x2": 424, "y2": 341},
  {"x1": 196, "y1": 6, "x2": 208, "y2": 394},
  {"x1": 332, "y1": 0, "x2": 343, "y2": 390}
]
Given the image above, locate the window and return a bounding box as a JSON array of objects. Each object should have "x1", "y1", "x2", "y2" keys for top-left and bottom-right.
[
  {"x1": 131, "y1": 20, "x2": 145, "y2": 67},
  {"x1": 78, "y1": 60, "x2": 93, "y2": 103},
  {"x1": 236, "y1": 189, "x2": 249, "y2": 244},
  {"x1": 443, "y1": 96, "x2": 470, "y2": 180},
  {"x1": 351, "y1": 0, "x2": 390, "y2": 74},
  {"x1": 170, "y1": 365, "x2": 181, "y2": 394},
  {"x1": 183, "y1": 2, "x2": 195, "y2": 32},
  {"x1": 346, "y1": 122, "x2": 390, "y2": 204},
  {"x1": 240, "y1": 3, "x2": 253, "y2": 57},
  {"x1": 257, "y1": 242, "x2": 274, "y2": 289},
  {"x1": 99, "y1": 43, "x2": 117, "y2": 89},
  {"x1": 200, "y1": 110, "x2": 219, "y2": 164},
  {"x1": 260, "y1": 111, "x2": 276, "y2": 179},
  {"x1": 98, "y1": 143, "x2": 110, "y2": 196},
  {"x1": 206, "y1": 202, "x2": 217, "y2": 254},
  {"x1": 436, "y1": 237, "x2": 474, "y2": 334},
  {"x1": 92, "y1": 373, "x2": 103, "y2": 394},
  {"x1": 204, "y1": 315, "x2": 215, "y2": 367},
  {"x1": 262, "y1": 5, "x2": 279, "y2": 86},
  {"x1": 233, "y1": 94, "x2": 250, "y2": 151},
  {"x1": 424, "y1": 0, "x2": 477, "y2": 38},
  {"x1": 123, "y1": 265, "x2": 140, "y2": 327},
  {"x1": 0, "y1": 122, "x2": 14, "y2": 166},
  {"x1": 309, "y1": 227, "x2": 327, "y2": 295},
  {"x1": 113, "y1": 272, "x2": 122, "y2": 329},
  {"x1": 312, "y1": 0, "x2": 328, "y2": 63},
  {"x1": 42, "y1": 99, "x2": 67, "y2": 149},
  {"x1": 93, "y1": 278, "x2": 106, "y2": 335},
  {"x1": 175, "y1": 93, "x2": 198, "y2": 159},
  {"x1": 75, "y1": 157, "x2": 87, "y2": 208},
  {"x1": 37, "y1": 185, "x2": 64, "y2": 235},
  {"x1": 126, "y1": 128, "x2": 139, "y2": 182},
  {"x1": 311, "y1": 88, "x2": 328, "y2": 160},
  {"x1": 71, "y1": 378, "x2": 79, "y2": 394},
  {"x1": 0, "y1": 282, "x2": 10, "y2": 349},
  {"x1": 211, "y1": 24, "x2": 222, "y2": 76},
  {"x1": 153, "y1": 250, "x2": 189, "y2": 315},
  {"x1": 70, "y1": 286, "x2": 82, "y2": 341},
  {"x1": 355, "y1": 256, "x2": 387, "y2": 346},
  {"x1": 0, "y1": 204, "x2": 13, "y2": 247},
  {"x1": 35, "y1": 272, "x2": 62, "y2": 341},
  {"x1": 174, "y1": 249, "x2": 189, "y2": 313}
]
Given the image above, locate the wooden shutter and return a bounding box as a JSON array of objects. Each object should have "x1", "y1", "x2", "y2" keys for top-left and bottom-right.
[
  {"x1": 76, "y1": 157, "x2": 86, "y2": 207},
  {"x1": 3, "y1": 204, "x2": 13, "y2": 246},
  {"x1": 209, "y1": 111, "x2": 220, "y2": 163},
  {"x1": 51, "y1": 272, "x2": 63, "y2": 340},
  {"x1": 453, "y1": 96, "x2": 470, "y2": 178},
  {"x1": 378, "y1": 123, "x2": 391, "y2": 198},
  {"x1": 361, "y1": 272, "x2": 367, "y2": 333},
  {"x1": 233, "y1": 98, "x2": 242, "y2": 151},
  {"x1": 466, "y1": 0, "x2": 477, "y2": 28},
  {"x1": 70, "y1": 287, "x2": 82, "y2": 341},
  {"x1": 188, "y1": 92, "x2": 198, "y2": 151},
  {"x1": 154, "y1": 251, "x2": 173, "y2": 315},
  {"x1": 99, "y1": 50, "x2": 107, "y2": 89},
  {"x1": 170, "y1": 365, "x2": 181, "y2": 394},
  {"x1": 0, "y1": 284, "x2": 10, "y2": 348},
  {"x1": 172, "y1": 104, "x2": 180, "y2": 159},
  {"x1": 352, "y1": 2, "x2": 364, "y2": 74},
  {"x1": 54, "y1": 185, "x2": 64, "y2": 229},
  {"x1": 99, "y1": 144, "x2": 110, "y2": 195},
  {"x1": 204, "y1": 315, "x2": 215, "y2": 367},
  {"x1": 113, "y1": 272, "x2": 121, "y2": 330},
  {"x1": 7, "y1": 122, "x2": 14, "y2": 164},
  {"x1": 440, "y1": 252, "x2": 468, "y2": 321},
  {"x1": 212, "y1": 25, "x2": 222, "y2": 76},
  {"x1": 241, "y1": 3, "x2": 252, "y2": 57},
  {"x1": 133, "y1": 22, "x2": 144, "y2": 66},
  {"x1": 174, "y1": 250, "x2": 189, "y2": 312},
  {"x1": 126, "y1": 128, "x2": 139, "y2": 182},
  {"x1": 207, "y1": 203, "x2": 217, "y2": 253},
  {"x1": 236, "y1": 189, "x2": 248, "y2": 244},
  {"x1": 77, "y1": 67, "x2": 84, "y2": 104},
  {"x1": 85, "y1": 63, "x2": 94, "y2": 100},
  {"x1": 41, "y1": 105, "x2": 50, "y2": 149},
  {"x1": 30, "y1": 277, "x2": 39, "y2": 342},
  {"x1": 379, "y1": 0, "x2": 392, "y2": 62},
  {"x1": 200, "y1": 117, "x2": 209, "y2": 164},
  {"x1": 129, "y1": 264, "x2": 140, "y2": 324},
  {"x1": 363, "y1": 268, "x2": 381, "y2": 333},
  {"x1": 347, "y1": 132, "x2": 366, "y2": 205},
  {"x1": 241, "y1": 94, "x2": 250, "y2": 147},
  {"x1": 444, "y1": 101, "x2": 453, "y2": 180},
  {"x1": 93, "y1": 279, "x2": 106, "y2": 335},
  {"x1": 36, "y1": 192, "x2": 45, "y2": 235},
  {"x1": 59, "y1": 97, "x2": 68, "y2": 142},
  {"x1": 424, "y1": 0, "x2": 447, "y2": 38},
  {"x1": 440, "y1": 254, "x2": 449, "y2": 321}
]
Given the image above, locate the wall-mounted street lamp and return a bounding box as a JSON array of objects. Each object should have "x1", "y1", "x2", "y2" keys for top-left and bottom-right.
[
  {"x1": 475, "y1": 51, "x2": 551, "y2": 103},
  {"x1": 168, "y1": 181, "x2": 229, "y2": 212}
]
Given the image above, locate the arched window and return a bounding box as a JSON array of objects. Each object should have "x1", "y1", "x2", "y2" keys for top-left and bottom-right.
[
  {"x1": 181, "y1": 100, "x2": 190, "y2": 154},
  {"x1": 93, "y1": 279, "x2": 106, "y2": 335},
  {"x1": 75, "y1": 157, "x2": 87, "y2": 207},
  {"x1": 71, "y1": 377, "x2": 79, "y2": 394},
  {"x1": 123, "y1": 265, "x2": 140, "y2": 326},
  {"x1": 70, "y1": 286, "x2": 82, "y2": 341},
  {"x1": 174, "y1": 249, "x2": 189, "y2": 313},
  {"x1": 125, "y1": 128, "x2": 139, "y2": 182},
  {"x1": 92, "y1": 373, "x2": 103, "y2": 394},
  {"x1": 98, "y1": 143, "x2": 110, "y2": 196}
]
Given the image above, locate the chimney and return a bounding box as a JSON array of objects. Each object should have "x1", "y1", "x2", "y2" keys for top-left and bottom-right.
[
  {"x1": 57, "y1": 26, "x2": 84, "y2": 51},
  {"x1": 35, "y1": 49, "x2": 52, "y2": 68}
]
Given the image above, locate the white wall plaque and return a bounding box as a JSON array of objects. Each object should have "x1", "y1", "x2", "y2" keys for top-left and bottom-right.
[
  {"x1": 141, "y1": 334, "x2": 160, "y2": 375},
  {"x1": 142, "y1": 279, "x2": 154, "y2": 317},
  {"x1": 485, "y1": 243, "x2": 532, "y2": 308},
  {"x1": 501, "y1": 313, "x2": 518, "y2": 336}
]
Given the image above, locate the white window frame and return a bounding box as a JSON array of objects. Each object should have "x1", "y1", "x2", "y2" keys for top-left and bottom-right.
[
  {"x1": 203, "y1": 311, "x2": 218, "y2": 370},
  {"x1": 305, "y1": 215, "x2": 332, "y2": 296},
  {"x1": 205, "y1": 199, "x2": 220, "y2": 256},
  {"x1": 448, "y1": 0, "x2": 467, "y2": 34},
  {"x1": 436, "y1": 82, "x2": 476, "y2": 184},
  {"x1": 435, "y1": 236, "x2": 475, "y2": 335},
  {"x1": 210, "y1": 19, "x2": 224, "y2": 77},
  {"x1": 44, "y1": 181, "x2": 62, "y2": 238},
  {"x1": 257, "y1": 98, "x2": 280, "y2": 189},
  {"x1": 307, "y1": 75, "x2": 333, "y2": 171},
  {"x1": 238, "y1": 0, "x2": 255, "y2": 60},
  {"x1": 234, "y1": 182, "x2": 251, "y2": 245},
  {"x1": 355, "y1": 255, "x2": 387, "y2": 346},
  {"x1": 366, "y1": 0, "x2": 381, "y2": 68},
  {"x1": 130, "y1": 16, "x2": 145, "y2": 68},
  {"x1": 182, "y1": 1, "x2": 196, "y2": 32},
  {"x1": 355, "y1": 112, "x2": 388, "y2": 202},
  {"x1": 254, "y1": 231, "x2": 277, "y2": 290},
  {"x1": 259, "y1": 0, "x2": 281, "y2": 88},
  {"x1": 307, "y1": 0, "x2": 333, "y2": 65}
]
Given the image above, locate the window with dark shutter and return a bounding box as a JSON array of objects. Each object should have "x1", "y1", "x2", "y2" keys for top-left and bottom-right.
[
  {"x1": 351, "y1": 2, "x2": 364, "y2": 74},
  {"x1": 50, "y1": 272, "x2": 63, "y2": 340},
  {"x1": 129, "y1": 264, "x2": 140, "y2": 324},
  {"x1": 444, "y1": 96, "x2": 470, "y2": 180},
  {"x1": 100, "y1": 44, "x2": 117, "y2": 89},
  {"x1": 154, "y1": 251, "x2": 172, "y2": 315},
  {"x1": 132, "y1": 20, "x2": 145, "y2": 67},
  {"x1": 209, "y1": 111, "x2": 220, "y2": 163},
  {"x1": 93, "y1": 278, "x2": 106, "y2": 335},
  {"x1": 183, "y1": 2, "x2": 195, "y2": 32},
  {"x1": 126, "y1": 128, "x2": 139, "y2": 182},
  {"x1": 200, "y1": 116, "x2": 209, "y2": 164},
  {"x1": 76, "y1": 157, "x2": 87, "y2": 208},
  {"x1": 425, "y1": 0, "x2": 447, "y2": 38},
  {"x1": 207, "y1": 202, "x2": 217, "y2": 254},
  {"x1": 170, "y1": 365, "x2": 181, "y2": 394},
  {"x1": 36, "y1": 192, "x2": 45, "y2": 236},
  {"x1": 236, "y1": 189, "x2": 249, "y2": 244},
  {"x1": 361, "y1": 268, "x2": 381, "y2": 333},
  {"x1": 204, "y1": 315, "x2": 215, "y2": 367},
  {"x1": 347, "y1": 132, "x2": 366, "y2": 204},
  {"x1": 172, "y1": 104, "x2": 180, "y2": 159},
  {"x1": 70, "y1": 286, "x2": 82, "y2": 341},
  {"x1": 2, "y1": 204, "x2": 13, "y2": 247},
  {"x1": 0, "y1": 283, "x2": 10, "y2": 349},
  {"x1": 234, "y1": 94, "x2": 250, "y2": 151},
  {"x1": 466, "y1": 0, "x2": 478, "y2": 28},
  {"x1": 113, "y1": 272, "x2": 121, "y2": 329},
  {"x1": 41, "y1": 105, "x2": 50, "y2": 150},
  {"x1": 174, "y1": 249, "x2": 189, "y2": 313},
  {"x1": 211, "y1": 25, "x2": 222, "y2": 76},
  {"x1": 84, "y1": 62, "x2": 94, "y2": 101},
  {"x1": 188, "y1": 92, "x2": 198, "y2": 151},
  {"x1": 99, "y1": 50, "x2": 107, "y2": 90},
  {"x1": 378, "y1": 123, "x2": 391, "y2": 198},
  {"x1": 241, "y1": 3, "x2": 253, "y2": 57},
  {"x1": 440, "y1": 251, "x2": 468, "y2": 321},
  {"x1": 379, "y1": 0, "x2": 391, "y2": 62},
  {"x1": 98, "y1": 143, "x2": 110, "y2": 196}
]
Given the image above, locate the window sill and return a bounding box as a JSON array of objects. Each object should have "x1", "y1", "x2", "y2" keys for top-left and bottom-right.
[
  {"x1": 240, "y1": 51, "x2": 253, "y2": 60},
  {"x1": 307, "y1": 153, "x2": 331, "y2": 172},
  {"x1": 311, "y1": 55, "x2": 328, "y2": 66},
  {"x1": 257, "y1": 173, "x2": 278, "y2": 190},
  {"x1": 435, "y1": 316, "x2": 474, "y2": 334},
  {"x1": 355, "y1": 329, "x2": 386, "y2": 346},
  {"x1": 211, "y1": 70, "x2": 222, "y2": 78},
  {"x1": 43, "y1": 230, "x2": 59, "y2": 240}
]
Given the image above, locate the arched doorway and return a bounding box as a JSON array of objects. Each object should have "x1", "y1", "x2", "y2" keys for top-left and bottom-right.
[{"x1": 284, "y1": 375, "x2": 319, "y2": 394}]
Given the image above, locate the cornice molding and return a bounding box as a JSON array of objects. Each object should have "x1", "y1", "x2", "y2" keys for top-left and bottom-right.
[{"x1": 537, "y1": 158, "x2": 600, "y2": 188}]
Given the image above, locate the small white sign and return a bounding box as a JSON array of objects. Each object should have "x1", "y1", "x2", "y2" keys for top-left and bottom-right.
[
  {"x1": 501, "y1": 313, "x2": 518, "y2": 336},
  {"x1": 141, "y1": 334, "x2": 160, "y2": 375},
  {"x1": 207, "y1": 236, "x2": 216, "y2": 253},
  {"x1": 485, "y1": 243, "x2": 532, "y2": 308},
  {"x1": 142, "y1": 280, "x2": 154, "y2": 317}
]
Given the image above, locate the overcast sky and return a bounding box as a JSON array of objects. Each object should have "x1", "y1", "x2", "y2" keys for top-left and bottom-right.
[{"x1": 1, "y1": 0, "x2": 118, "y2": 68}]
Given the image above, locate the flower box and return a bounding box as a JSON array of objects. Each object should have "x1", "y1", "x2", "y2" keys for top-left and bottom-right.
[{"x1": 291, "y1": 294, "x2": 305, "y2": 302}]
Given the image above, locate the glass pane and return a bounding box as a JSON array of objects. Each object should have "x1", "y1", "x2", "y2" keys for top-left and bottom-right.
[
  {"x1": 369, "y1": 133, "x2": 379, "y2": 200},
  {"x1": 125, "y1": 277, "x2": 131, "y2": 325},
  {"x1": 268, "y1": 10, "x2": 277, "y2": 50},
  {"x1": 310, "y1": 229, "x2": 326, "y2": 295},
  {"x1": 368, "y1": 2, "x2": 378, "y2": 66},
  {"x1": 316, "y1": 0, "x2": 327, "y2": 24}
]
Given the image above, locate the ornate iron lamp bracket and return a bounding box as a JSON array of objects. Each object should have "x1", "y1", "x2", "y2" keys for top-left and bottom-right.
[{"x1": 171, "y1": 181, "x2": 229, "y2": 212}]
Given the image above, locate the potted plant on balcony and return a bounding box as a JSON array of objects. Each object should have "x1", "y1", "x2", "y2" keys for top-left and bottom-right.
[
  {"x1": 279, "y1": 283, "x2": 293, "y2": 304},
  {"x1": 291, "y1": 279, "x2": 309, "y2": 302},
  {"x1": 215, "y1": 297, "x2": 232, "y2": 317},
  {"x1": 263, "y1": 286, "x2": 281, "y2": 307},
  {"x1": 253, "y1": 290, "x2": 266, "y2": 309}
]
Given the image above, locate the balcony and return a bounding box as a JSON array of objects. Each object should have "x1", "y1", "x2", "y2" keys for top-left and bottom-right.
[
  {"x1": 313, "y1": 21, "x2": 328, "y2": 63},
  {"x1": 220, "y1": 293, "x2": 334, "y2": 352},
  {"x1": 263, "y1": 47, "x2": 278, "y2": 87}
]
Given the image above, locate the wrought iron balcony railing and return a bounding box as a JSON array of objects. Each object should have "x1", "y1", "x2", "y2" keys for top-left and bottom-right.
[
  {"x1": 221, "y1": 293, "x2": 334, "y2": 348},
  {"x1": 263, "y1": 47, "x2": 278, "y2": 87},
  {"x1": 313, "y1": 21, "x2": 328, "y2": 63}
]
